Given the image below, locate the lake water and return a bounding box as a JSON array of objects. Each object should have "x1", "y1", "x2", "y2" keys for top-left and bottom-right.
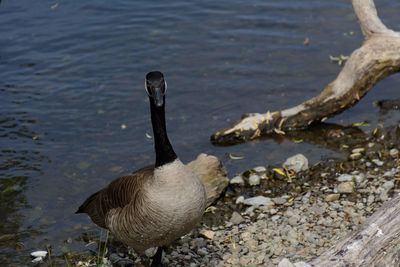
[{"x1": 1, "y1": 0, "x2": 399, "y2": 264}]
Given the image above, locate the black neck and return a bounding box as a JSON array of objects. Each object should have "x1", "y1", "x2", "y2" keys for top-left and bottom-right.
[{"x1": 149, "y1": 96, "x2": 177, "y2": 167}]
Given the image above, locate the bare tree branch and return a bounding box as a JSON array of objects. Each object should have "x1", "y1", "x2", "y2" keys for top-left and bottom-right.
[{"x1": 211, "y1": 0, "x2": 400, "y2": 145}]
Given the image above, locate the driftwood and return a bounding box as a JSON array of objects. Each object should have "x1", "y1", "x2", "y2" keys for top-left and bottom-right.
[
  {"x1": 308, "y1": 193, "x2": 400, "y2": 266},
  {"x1": 211, "y1": 0, "x2": 400, "y2": 145}
]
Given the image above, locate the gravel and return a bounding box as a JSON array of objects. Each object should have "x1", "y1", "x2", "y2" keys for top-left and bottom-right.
[{"x1": 158, "y1": 145, "x2": 399, "y2": 266}]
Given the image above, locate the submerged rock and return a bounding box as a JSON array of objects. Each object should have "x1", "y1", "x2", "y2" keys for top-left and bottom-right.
[{"x1": 283, "y1": 154, "x2": 309, "y2": 173}]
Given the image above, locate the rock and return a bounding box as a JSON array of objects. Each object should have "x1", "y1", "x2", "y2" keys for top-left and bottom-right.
[
  {"x1": 337, "y1": 182, "x2": 355, "y2": 193},
  {"x1": 382, "y1": 180, "x2": 394, "y2": 191},
  {"x1": 109, "y1": 253, "x2": 134, "y2": 266},
  {"x1": 283, "y1": 154, "x2": 309, "y2": 173},
  {"x1": 248, "y1": 174, "x2": 261, "y2": 186},
  {"x1": 236, "y1": 196, "x2": 245, "y2": 204},
  {"x1": 229, "y1": 212, "x2": 245, "y2": 225},
  {"x1": 31, "y1": 251, "x2": 47, "y2": 258},
  {"x1": 272, "y1": 197, "x2": 287, "y2": 205},
  {"x1": 243, "y1": 196, "x2": 274, "y2": 207},
  {"x1": 389, "y1": 148, "x2": 399, "y2": 158},
  {"x1": 367, "y1": 194, "x2": 375, "y2": 204},
  {"x1": 325, "y1": 193, "x2": 340, "y2": 202},
  {"x1": 354, "y1": 174, "x2": 365, "y2": 184},
  {"x1": 380, "y1": 191, "x2": 388, "y2": 202},
  {"x1": 199, "y1": 229, "x2": 215, "y2": 240},
  {"x1": 372, "y1": 159, "x2": 384, "y2": 167},
  {"x1": 337, "y1": 174, "x2": 353, "y2": 182},
  {"x1": 351, "y1": 148, "x2": 365, "y2": 154},
  {"x1": 278, "y1": 258, "x2": 295, "y2": 267},
  {"x1": 197, "y1": 248, "x2": 208, "y2": 256},
  {"x1": 230, "y1": 175, "x2": 244, "y2": 185},
  {"x1": 253, "y1": 166, "x2": 267, "y2": 172},
  {"x1": 383, "y1": 170, "x2": 395, "y2": 177},
  {"x1": 294, "y1": 262, "x2": 312, "y2": 267},
  {"x1": 32, "y1": 257, "x2": 44, "y2": 263}
]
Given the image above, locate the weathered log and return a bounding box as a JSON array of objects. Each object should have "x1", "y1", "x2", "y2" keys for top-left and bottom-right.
[
  {"x1": 211, "y1": 0, "x2": 400, "y2": 145},
  {"x1": 308, "y1": 193, "x2": 400, "y2": 266}
]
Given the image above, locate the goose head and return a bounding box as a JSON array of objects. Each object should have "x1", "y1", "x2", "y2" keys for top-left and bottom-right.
[{"x1": 145, "y1": 71, "x2": 167, "y2": 107}]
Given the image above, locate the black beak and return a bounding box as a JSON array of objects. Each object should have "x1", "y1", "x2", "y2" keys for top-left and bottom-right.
[{"x1": 153, "y1": 87, "x2": 164, "y2": 107}]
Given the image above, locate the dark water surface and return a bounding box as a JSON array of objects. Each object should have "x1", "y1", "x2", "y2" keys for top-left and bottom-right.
[{"x1": 1, "y1": 0, "x2": 400, "y2": 264}]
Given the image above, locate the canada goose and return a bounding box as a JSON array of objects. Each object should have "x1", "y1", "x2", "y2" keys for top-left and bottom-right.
[{"x1": 76, "y1": 71, "x2": 207, "y2": 266}]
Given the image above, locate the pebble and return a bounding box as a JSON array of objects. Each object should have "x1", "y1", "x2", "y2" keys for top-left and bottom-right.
[
  {"x1": 294, "y1": 262, "x2": 312, "y2": 267},
  {"x1": 372, "y1": 159, "x2": 384, "y2": 166},
  {"x1": 383, "y1": 170, "x2": 395, "y2": 177},
  {"x1": 199, "y1": 230, "x2": 215, "y2": 240},
  {"x1": 351, "y1": 147, "x2": 365, "y2": 154},
  {"x1": 382, "y1": 180, "x2": 394, "y2": 191},
  {"x1": 278, "y1": 258, "x2": 295, "y2": 267},
  {"x1": 230, "y1": 175, "x2": 244, "y2": 185},
  {"x1": 349, "y1": 152, "x2": 362, "y2": 160},
  {"x1": 243, "y1": 196, "x2": 274, "y2": 207},
  {"x1": 229, "y1": 212, "x2": 245, "y2": 225},
  {"x1": 325, "y1": 193, "x2": 340, "y2": 202},
  {"x1": 283, "y1": 154, "x2": 309, "y2": 173},
  {"x1": 354, "y1": 174, "x2": 365, "y2": 184},
  {"x1": 236, "y1": 196, "x2": 245, "y2": 204},
  {"x1": 273, "y1": 197, "x2": 287, "y2": 205},
  {"x1": 31, "y1": 251, "x2": 47, "y2": 258},
  {"x1": 337, "y1": 182, "x2": 355, "y2": 193},
  {"x1": 253, "y1": 166, "x2": 267, "y2": 172},
  {"x1": 389, "y1": 148, "x2": 399, "y2": 158},
  {"x1": 337, "y1": 174, "x2": 353, "y2": 182},
  {"x1": 248, "y1": 174, "x2": 261, "y2": 186}
]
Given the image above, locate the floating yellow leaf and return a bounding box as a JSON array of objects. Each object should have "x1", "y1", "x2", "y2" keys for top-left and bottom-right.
[
  {"x1": 273, "y1": 168, "x2": 286, "y2": 177},
  {"x1": 293, "y1": 138, "x2": 303, "y2": 143}
]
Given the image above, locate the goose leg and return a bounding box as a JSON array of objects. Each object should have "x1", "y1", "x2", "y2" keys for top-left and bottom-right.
[{"x1": 150, "y1": 246, "x2": 165, "y2": 267}]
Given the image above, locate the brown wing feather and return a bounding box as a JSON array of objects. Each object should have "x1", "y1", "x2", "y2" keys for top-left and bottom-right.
[{"x1": 76, "y1": 165, "x2": 154, "y2": 228}]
